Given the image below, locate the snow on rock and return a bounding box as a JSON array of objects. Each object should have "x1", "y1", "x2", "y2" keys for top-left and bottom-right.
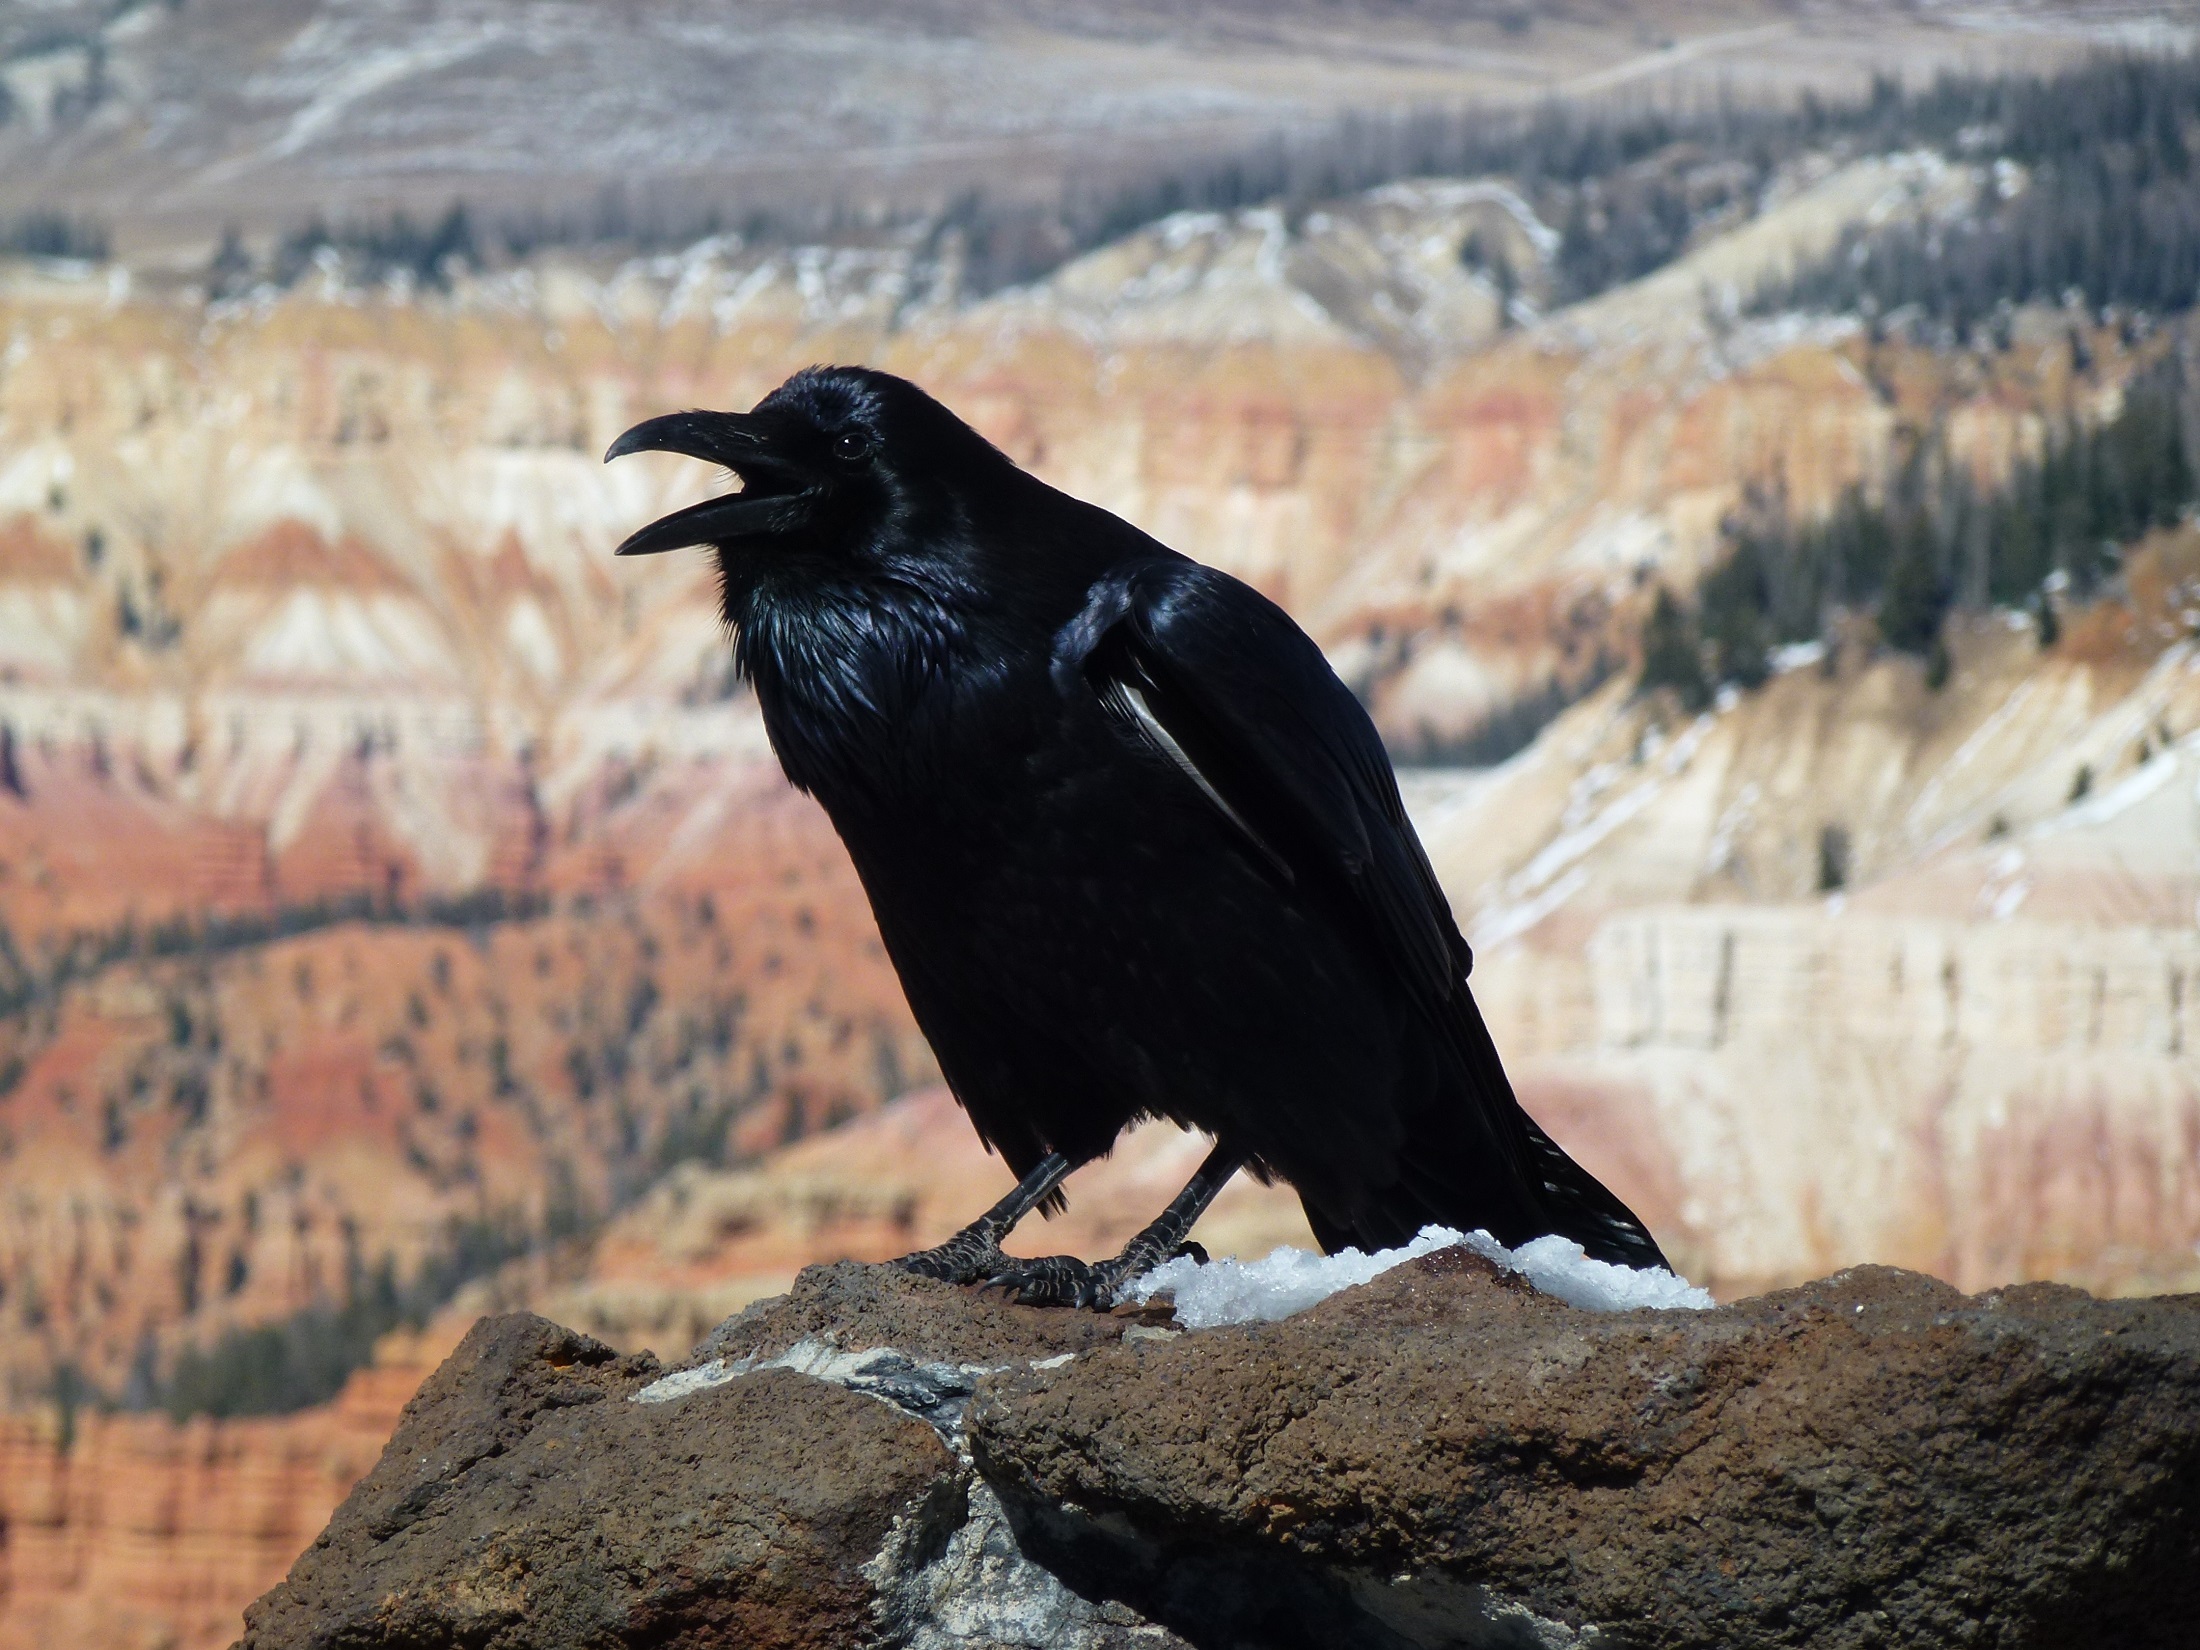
[
  {"x1": 1476, "y1": 1231, "x2": 1717, "y2": 1313},
  {"x1": 1126, "y1": 1224, "x2": 1713, "y2": 1327}
]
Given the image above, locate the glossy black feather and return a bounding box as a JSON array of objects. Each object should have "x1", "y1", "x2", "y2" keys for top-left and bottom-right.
[{"x1": 608, "y1": 365, "x2": 1669, "y2": 1269}]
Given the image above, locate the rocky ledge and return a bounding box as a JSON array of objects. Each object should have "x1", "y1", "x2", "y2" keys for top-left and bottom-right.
[{"x1": 236, "y1": 1253, "x2": 2197, "y2": 1649}]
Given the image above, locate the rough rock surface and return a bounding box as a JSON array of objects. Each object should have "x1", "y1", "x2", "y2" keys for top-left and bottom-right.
[
  {"x1": 235, "y1": 1312, "x2": 956, "y2": 1649},
  {"x1": 978, "y1": 1255, "x2": 2200, "y2": 1647},
  {"x1": 238, "y1": 1253, "x2": 2197, "y2": 1649}
]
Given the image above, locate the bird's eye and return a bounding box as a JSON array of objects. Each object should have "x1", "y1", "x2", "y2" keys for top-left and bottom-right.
[{"x1": 833, "y1": 430, "x2": 872, "y2": 462}]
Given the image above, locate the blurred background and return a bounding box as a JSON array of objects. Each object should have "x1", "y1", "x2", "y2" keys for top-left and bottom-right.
[{"x1": 2, "y1": 1, "x2": 2199, "y2": 1643}]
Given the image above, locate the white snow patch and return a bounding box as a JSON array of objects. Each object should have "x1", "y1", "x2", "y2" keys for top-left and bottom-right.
[
  {"x1": 1705, "y1": 781, "x2": 1762, "y2": 876},
  {"x1": 1906, "y1": 680, "x2": 2035, "y2": 837},
  {"x1": 262, "y1": 32, "x2": 500, "y2": 161},
  {"x1": 1658, "y1": 712, "x2": 1719, "y2": 775},
  {"x1": 1559, "y1": 508, "x2": 1671, "y2": 576},
  {"x1": 1126, "y1": 1225, "x2": 1712, "y2": 1327},
  {"x1": 1516, "y1": 771, "x2": 1663, "y2": 891},
  {"x1": 2043, "y1": 746, "x2": 2182, "y2": 832},
  {"x1": 632, "y1": 1359, "x2": 740, "y2": 1403},
  {"x1": 1366, "y1": 178, "x2": 1563, "y2": 256},
  {"x1": 1463, "y1": 717, "x2": 1715, "y2": 950},
  {"x1": 631, "y1": 1337, "x2": 891, "y2": 1402}
]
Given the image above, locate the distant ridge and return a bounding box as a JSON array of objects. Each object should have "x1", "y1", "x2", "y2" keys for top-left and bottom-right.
[{"x1": 0, "y1": 0, "x2": 2163, "y2": 258}]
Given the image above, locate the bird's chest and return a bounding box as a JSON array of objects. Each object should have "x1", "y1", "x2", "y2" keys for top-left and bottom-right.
[
  {"x1": 743, "y1": 589, "x2": 971, "y2": 792},
  {"x1": 804, "y1": 671, "x2": 1107, "y2": 881},
  {"x1": 747, "y1": 603, "x2": 1057, "y2": 849}
]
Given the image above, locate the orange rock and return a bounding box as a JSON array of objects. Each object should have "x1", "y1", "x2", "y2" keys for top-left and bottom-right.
[{"x1": 0, "y1": 1329, "x2": 449, "y2": 1650}]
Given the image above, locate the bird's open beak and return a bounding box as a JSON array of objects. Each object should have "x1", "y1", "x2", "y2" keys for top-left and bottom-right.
[{"x1": 603, "y1": 410, "x2": 804, "y2": 556}]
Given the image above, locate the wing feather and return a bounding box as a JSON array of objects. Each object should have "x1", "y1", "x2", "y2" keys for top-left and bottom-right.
[
  {"x1": 1067, "y1": 557, "x2": 1470, "y2": 1016},
  {"x1": 1059, "y1": 556, "x2": 1671, "y2": 1270}
]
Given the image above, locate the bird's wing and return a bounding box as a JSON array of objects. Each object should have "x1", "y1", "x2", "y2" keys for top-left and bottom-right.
[
  {"x1": 1057, "y1": 556, "x2": 1472, "y2": 1016},
  {"x1": 1059, "y1": 557, "x2": 1670, "y2": 1271}
]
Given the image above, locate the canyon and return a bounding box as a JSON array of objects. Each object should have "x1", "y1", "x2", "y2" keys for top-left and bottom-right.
[
  {"x1": 1, "y1": 116, "x2": 2197, "y2": 1650},
  {"x1": 0, "y1": 1333, "x2": 438, "y2": 1650}
]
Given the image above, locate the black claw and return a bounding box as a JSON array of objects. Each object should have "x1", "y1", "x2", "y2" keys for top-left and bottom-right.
[
  {"x1": 917, "y1": 1221, "x2": 1213, "y2": 1310},
  {"x1": 984, "y1": 1254, "x2": 1114, "y2": 1310},
  {"x1": 984, "y1": 1254, "x2": 1148, "y2": 1311}
]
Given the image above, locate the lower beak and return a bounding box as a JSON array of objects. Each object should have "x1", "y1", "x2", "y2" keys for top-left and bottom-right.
[{"x1": 610, "y1": 491, "x2": 805, "y2": 557}]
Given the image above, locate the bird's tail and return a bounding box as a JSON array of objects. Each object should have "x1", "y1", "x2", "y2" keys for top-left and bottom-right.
[
  {"x1": 1511, "y1": 1109, "x2": 1670, "y2": 1271},
  {"x1": 1302, "y1": 993, "x2": 1669, "y2": 1272}
]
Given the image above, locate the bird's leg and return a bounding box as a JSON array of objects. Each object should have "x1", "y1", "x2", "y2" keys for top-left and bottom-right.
[
  {"x1": 895, "y1": 1152, "x2": 1071, "y2": 1285},
  {"x1": 987, "y1": 1142, "x2": 1246, "y2": 1310}
]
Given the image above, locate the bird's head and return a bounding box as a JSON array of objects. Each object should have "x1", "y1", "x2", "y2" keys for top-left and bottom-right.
[{"x1": 603, "y1": 365, "x2": 1017, "y2": 570}]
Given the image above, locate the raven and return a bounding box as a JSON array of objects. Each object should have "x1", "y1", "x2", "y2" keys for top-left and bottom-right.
[{"x1": 606, "y1": 365, "x2": 1667, "y2": 1307}]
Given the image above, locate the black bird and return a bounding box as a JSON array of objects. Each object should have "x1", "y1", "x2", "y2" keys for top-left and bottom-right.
[{"x1": 606, "y1": 365, "x2": 1667, "y2": 1307}]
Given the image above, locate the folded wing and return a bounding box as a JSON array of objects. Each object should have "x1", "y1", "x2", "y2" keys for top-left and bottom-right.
[{"x1": 1059, "y1": 556, "x2": 1668, "y2": 1269}]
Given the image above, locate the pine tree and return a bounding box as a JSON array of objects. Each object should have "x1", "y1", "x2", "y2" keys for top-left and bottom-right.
[{"x1": 1638, "y1": 588, "x2": 1711, "y2": 711}]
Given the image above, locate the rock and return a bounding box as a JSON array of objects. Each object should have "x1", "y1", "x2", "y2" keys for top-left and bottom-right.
[
  {"x1": 976, "y1": 1254, "x2": 2200, "y2": 1648},
  {"x1": 237, "y1": 1256, "x2": 2200, "y2": 1650},
  {"x1": 236, "y1": 1310, "x2": 963, "y2": 1650}
]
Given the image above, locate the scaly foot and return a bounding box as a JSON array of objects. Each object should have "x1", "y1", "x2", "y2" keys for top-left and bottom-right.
[
  {"x1": 983, "y1": 1253, "x2": 1123, "y2": 1310},
  {"x1": 985, "y1": 1240, "x2": 1210, "y2": 1311},
  {"x1": 894, "y1": 1230, "x2": 1015, "y2": 1286}
]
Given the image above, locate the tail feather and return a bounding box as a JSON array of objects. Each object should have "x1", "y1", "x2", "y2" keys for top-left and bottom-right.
[
  {"x1": 1299, "y1": 992, "x2": 1669, "y2": 1272},
  {"x1": 1302, "y1": 1116, "x2": 1666, "y2": 1270},
  {"x1": 1516, "y1": 1112, "x2": 1669, "y2": 1270}
]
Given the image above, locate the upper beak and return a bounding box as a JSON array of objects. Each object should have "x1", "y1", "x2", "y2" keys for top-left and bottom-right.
[
  {"x1": 604, "y1": 410, "x2": 776, "y2": 468},
  {"x1": 603, "y1": 410, "x2": 800, "y2": 557}
]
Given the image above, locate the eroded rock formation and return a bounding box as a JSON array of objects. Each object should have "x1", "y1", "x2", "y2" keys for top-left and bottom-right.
[
  {"x1": 239, "y1": 1256, "x2": 2199, "y2": 1650},
  {"x1": 0, "y1": 1335, "x2": 443, "y2": 1650}
]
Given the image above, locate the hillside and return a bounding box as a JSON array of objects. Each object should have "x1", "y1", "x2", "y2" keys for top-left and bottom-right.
[{"x1": 0, "y1": 0, "x2": 2145, "y2": 255}]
